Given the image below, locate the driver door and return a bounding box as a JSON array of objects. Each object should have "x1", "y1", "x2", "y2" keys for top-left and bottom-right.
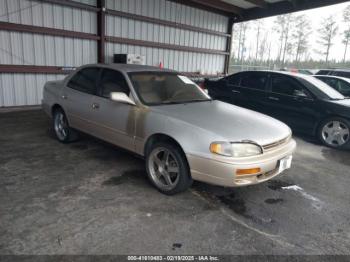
[
  {"x1": 263, "y1": 74, "x2": 317, "y2": 133},
  {"x1": 90, "y1": 68, "x2": 137, "y2": 151}
]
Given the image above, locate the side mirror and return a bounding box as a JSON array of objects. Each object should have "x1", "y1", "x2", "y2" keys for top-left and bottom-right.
[
  {"x1": 293, "y1": 90, "x2": 308, "y2": 98},
  {"x1": 110, "y1": 92, "x2": 136, "y2": 106}
]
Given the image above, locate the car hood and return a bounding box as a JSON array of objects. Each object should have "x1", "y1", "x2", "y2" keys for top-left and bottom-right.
[{"x1": 151, "y1": 100, "x2": 291, "y2": 146}]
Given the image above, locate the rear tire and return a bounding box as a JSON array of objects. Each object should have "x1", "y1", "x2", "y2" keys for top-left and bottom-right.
[
  {"x1": 145, "y1": 142, "x2": 192, "y2": 195},
  {"x1": 52, "y1": 108, "x2": 78, "y2": 143},
  {"x1": 318, "y1": 117, "x2": 350, "y2": 149}
]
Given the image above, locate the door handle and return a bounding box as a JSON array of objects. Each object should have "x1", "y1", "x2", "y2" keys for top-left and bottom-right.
[
  {"x1": 91, "y1": 103, "x2": 100, "y2": 109},
  {"x1": 232, "y1": 90, "x2": 241, "y2": 94},
  {"x1": 293, "y1": 96, "x2": 304, "y2": 102},
  {"x1": 268, "y1": 96, "x2": 280, "y2": 101},
  {"x1": 62, "y1": 95, "x2": 67, "y2": 99}
]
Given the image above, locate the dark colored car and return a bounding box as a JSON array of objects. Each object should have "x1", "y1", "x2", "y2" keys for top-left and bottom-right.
[
  {"x1": 316, "y1": 69, "x2": 350, "y2": 79},
  {"x1": 314, "y1": 75, "x2": 350, "y2": 97},
  {"x1": 204, "y1": 71, "x2": 350, "y2": 149}
]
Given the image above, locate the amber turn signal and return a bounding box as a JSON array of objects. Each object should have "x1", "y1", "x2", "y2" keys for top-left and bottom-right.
[{"x1": 236, "y1": 168, "x2": 261, "y2": 176}]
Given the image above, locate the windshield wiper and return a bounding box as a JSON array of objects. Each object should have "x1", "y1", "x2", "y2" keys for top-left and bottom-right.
[
  {"x1": 180, "y1": 99, "x2": 212, "y2": 103},
  {"x1": 158, "y1": 99, "x2": 212, "y2": 105}
]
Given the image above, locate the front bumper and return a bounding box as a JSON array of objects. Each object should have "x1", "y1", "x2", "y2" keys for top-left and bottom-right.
[{"x1": 186, "y1": 139, "x2": 297, "y2": 187}]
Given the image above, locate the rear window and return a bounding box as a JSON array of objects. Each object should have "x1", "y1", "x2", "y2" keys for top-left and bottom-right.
[
  {"x1": 67, "y1": 68, "x2": 100, "y2": 94},
  {"x1": 240, "y1": 73, "x2": 267, "y2": 90},
  {"x1": 225, "y1": 74, "x2": 241, "y2": 86},
  {"x1": 317, "y1": 70, "x2": 331, "y2": 75},
  {"x1": 334, "y1": 71, "x2": 350, "y2": 78}
]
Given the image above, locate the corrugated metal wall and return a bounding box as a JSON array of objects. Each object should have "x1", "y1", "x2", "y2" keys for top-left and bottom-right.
[
  {"x1": 0, "y1": 0, "x2": 229, "y2": 107},
  {"x1": 105, "y1": 0, "x2": 228, "y2": 74},
  {"x1": 0, "y1": 0, "x2": 98, "y2": 107},
  {"x1": 0, "y1": 73, "x2": 65, "y2": 106}
]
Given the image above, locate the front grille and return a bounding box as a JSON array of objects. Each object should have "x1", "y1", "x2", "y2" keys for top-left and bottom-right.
[{"x1": 262, "y1": 135, "x2": 291, "y2": 151}]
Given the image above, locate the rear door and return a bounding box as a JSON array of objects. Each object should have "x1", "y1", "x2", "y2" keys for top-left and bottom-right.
[
  {"x1": 233, "y1": 72, "x2": 269, "y2": 112},
  {"x1": 264, "y1": 73, "x2": 317, "y2": 132},
  {"x1": 62, "y1": 67, "x2": 100, "y2": 133},
  {"x1": 207, "y1": 73, "x2": 241, "y2": 104}
]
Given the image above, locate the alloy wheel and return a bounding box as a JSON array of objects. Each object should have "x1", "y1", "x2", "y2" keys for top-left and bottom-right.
[
  {"x1": 54, "y1": 112, "x2": 68, "y2": 141},
  {"x1": 321, "y1": 120, "x2": 349, "y2": 147},
  {"x1": 148, "y1": 147, "x2": 180, "y2": 191}
]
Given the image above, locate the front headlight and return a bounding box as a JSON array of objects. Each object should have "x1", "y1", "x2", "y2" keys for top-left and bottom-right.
[{"x1": 210, "y1": 142, "x2": 263, "y2": 157}]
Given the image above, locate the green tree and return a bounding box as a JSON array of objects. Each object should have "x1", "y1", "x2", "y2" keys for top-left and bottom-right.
[
  {"x1": 292, "y1": 15, "x2": 311, "y2": 63},
  {"x1": 274, "y1": 14, "x2": 294, "y2": 66},
  {"x1": 317, "y1": 15, "x2": 338, "y2": 63},
  {"x1": 342, "y1": 5, "x2": 350, "y2": 62},
  {"x1": 254, "y1": 20, "x2": 264, "y2": 62}
]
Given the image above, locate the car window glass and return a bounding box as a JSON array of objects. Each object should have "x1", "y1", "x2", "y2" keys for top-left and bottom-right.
[
  {"x1": 301, "y1": 76, "x2": 344, "y2": 100},
  {"x1": 240, "y1": 73, "x2": 267, "y2": 90},
  {"x1": 338, "y1": 80, "x2": 350, "y2": 93},
  {"x1": 323, "y1": 78, "x2": 337, "y2": 88},
  {"x1": 67, "y1": 68, "x2": 100, "y2": 94},
  {"x1": 271, "y1": 75, "x2": 308, "y2": 97},
  {"x1": 128, "y1": 72, "x2": 210, "y2": 105},
  {"x1": 226, "y1": 74, "x2": 241, "y2": 85},
  {"x1": 100, "y1": 69, "x2": 130, "y2": 98},
  {"x1": 335, "y1": 71, "x2": 350, "y2": 78},
  {"x1": 317, "y1": 70, "x2": 331, "y2": 75}
]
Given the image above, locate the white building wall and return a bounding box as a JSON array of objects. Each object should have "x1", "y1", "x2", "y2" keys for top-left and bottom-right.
[
  {"x1": 105, "y1": 0, "x2": 228, "y2": 74},
  {"x1": 0, "y1": 0, "x2": 97, "y2": 33},
  {"x1": 0, "y1": 73, "x2": 66, "y2": 107},
  {"x1": 0, "y1": 0, "x2": 98, "y2": 106}
]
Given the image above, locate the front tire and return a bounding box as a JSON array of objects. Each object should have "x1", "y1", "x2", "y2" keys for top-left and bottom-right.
[
  {"x1": 145, "y1": 142, "x2": 192, "y2": 195},
  {"x1": 53, "y1": 108, "x2": 78, "y2": 143},
  {"x1": 318, "y1": 117, "x2": 350, "y2": 149}
]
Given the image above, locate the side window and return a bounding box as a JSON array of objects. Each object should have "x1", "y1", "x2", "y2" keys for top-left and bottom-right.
[
  {"x1": 338, "y1": 80, "x2": 350, "y2": 93},
  {"x1": 271, "y1": 76, "x2": 308, "y2": 97},
  {"x1": 323, "y1": 78, "x2": 337, "y2": 88},
  {"x1": 99, "y1": 69, "x2": 130, "y2": 98},
  {"x1": 240, "y1": 73, "x2": 267, "y2": 90},
  {"x1": 67, "y1": 68, "x2": 100, "y2": 94},
  {"x1": 335, "y1": 71, "x2": 350, "y2": 78}
]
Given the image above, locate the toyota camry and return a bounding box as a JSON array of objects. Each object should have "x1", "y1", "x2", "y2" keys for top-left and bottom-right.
[{"x1": 42, "y1": 64, "x2": 296, "y2": 195}]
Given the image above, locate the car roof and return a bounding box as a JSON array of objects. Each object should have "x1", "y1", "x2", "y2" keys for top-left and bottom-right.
[
  {"x1": 318, "y1": 68, "x2": 350, "y2": 73},
  {"x1": 234, "y1": 70, "x2": 312, "y2": 80},
  {"x1": 80, "y1": 63, "x2": 176, "y2": 73}
]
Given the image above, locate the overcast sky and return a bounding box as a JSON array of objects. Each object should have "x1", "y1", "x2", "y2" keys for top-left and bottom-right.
[{"x1": 232, "y1": 2, "x2": 350, "y2": 62}]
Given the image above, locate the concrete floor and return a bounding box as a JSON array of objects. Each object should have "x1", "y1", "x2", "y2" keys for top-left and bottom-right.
[{"x1": 0, "y1": 109, "x2": 350, "y2": 255}]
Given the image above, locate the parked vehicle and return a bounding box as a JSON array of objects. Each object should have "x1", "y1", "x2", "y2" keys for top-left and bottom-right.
[
  {"x1": 316, "y1": 69, "x2": 350, "y2": 79},
  {"x1": 314, "y1": 75, "x2": 350, "y2": 97},
  {"x1": 204, "y1": 71, "x2": 350, "y2": 149},
  {"x1": 42, "y1": 64, "x2": 296, "y2": 195},
  {"x1": 280, "y1": 68, "x2": 315, "y2": 75}
]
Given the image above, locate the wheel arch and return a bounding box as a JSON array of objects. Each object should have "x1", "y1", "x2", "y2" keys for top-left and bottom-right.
[
  {"x1": 143, "y1": 133, "x2": 191, "y2": 173},
  {"x1": 144, "y1": 133, "x2": 186, "y2": 156},
  {"x1": 51, "y1": 104, "x2": 64, "y2": 117},
  {"x1": 314, "y1": 114, "x2": 350, "y2": 135}
]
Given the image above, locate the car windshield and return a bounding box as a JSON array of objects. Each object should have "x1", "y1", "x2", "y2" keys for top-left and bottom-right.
[
  {"x1": 128, "y1": 72, "x2": 211, "y2": 105},
  {"x1": 303, "y1": 75, "x2": 345, "y2": 100}
]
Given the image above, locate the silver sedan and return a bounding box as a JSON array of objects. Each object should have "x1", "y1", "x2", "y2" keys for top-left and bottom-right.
[{"x1": 42, "y1": 64, "x2": 296, "y2": 195}]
